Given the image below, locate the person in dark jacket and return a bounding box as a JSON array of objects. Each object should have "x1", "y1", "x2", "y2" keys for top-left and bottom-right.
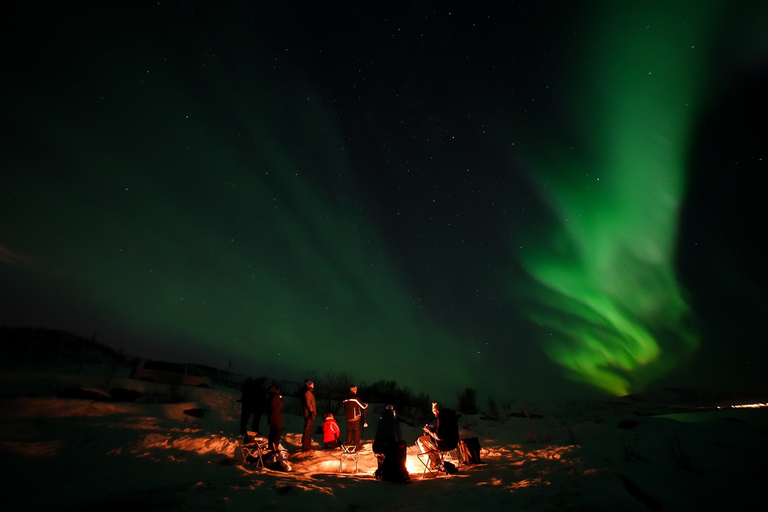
[
  {"x1": 301, "y1": 379, "x2": 317, "y2": 451},
  {"x1": 373, "y1": 406, "x2": 409, "y2": 483},
  {"x1": 373, "y1": 405, "x2": 402, "y2": 452},
  {"x1": 416, "y1": 402, "x2": 459, "y2": 469},
  {"x1": 239, "y1": 376, "x2": 266, "y2": 436},
  {"x1": 266, "y1": 384, "x2": 284, "y2": 452},
  {"x1": 342, "y1": 385, "x2": 368, "y2": 449}
]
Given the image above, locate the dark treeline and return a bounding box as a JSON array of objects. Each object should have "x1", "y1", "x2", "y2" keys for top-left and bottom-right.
[
  {"x1": 1, "y1": 327, "x2": 487, "y2": 421},
  {"x1": 0, "y1": 326, "x2": 128, "y2": 367}
]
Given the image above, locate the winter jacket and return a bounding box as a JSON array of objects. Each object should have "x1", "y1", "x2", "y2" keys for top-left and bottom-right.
[
  {"x1": 434, "y1": 408, "x2": 459, "y2": 449},
  {"x1": 303, "y1": 386, "x2": 316, "y2": 418},
  {"x1": 342, "y1": 392, "x2": 367, "y2": 421},
  {"x1": 322, "y1": 417, "x2": 341, "y2": 443},
  {"x1": 267, "y1": 386, "x2": 284, "y2": 427},
  {"x1": 374, "y1": 409, "x2": 402, "y2": 443},
  {"x1": 241, "y1": 378, "x2": 266, "y2": 410}
]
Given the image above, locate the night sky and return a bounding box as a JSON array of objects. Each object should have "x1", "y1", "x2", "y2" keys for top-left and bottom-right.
[{"x1": 2, "y1": 1, "x2": 767, "y2": 402}]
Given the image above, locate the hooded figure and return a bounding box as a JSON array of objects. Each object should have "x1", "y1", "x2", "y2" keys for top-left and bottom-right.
[
  {"x1": 373, "y1": 406, "x2": 409, "y2": 483},
  {"x1": 322, "y1": 413, "x2": 341, "y2": 449},
  {"x1": 374, "y1": 406, "x2": 402, "y2": 446}
]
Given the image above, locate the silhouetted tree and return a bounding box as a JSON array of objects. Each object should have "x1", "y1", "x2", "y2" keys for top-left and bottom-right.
[{"x1": 458, "y1": 387, "x2": 479, "y2": 415}]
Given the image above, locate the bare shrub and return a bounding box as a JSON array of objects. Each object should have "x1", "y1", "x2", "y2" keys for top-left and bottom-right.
[
  {"x1": 457, "y1": 388, "x2": 479, "y2": 415},
  {"x1": 525, "y1": 425, "x2": 537, "y2": 444},
  {"x1": 621, "y1": 436, "x2": 642, "y2": 462},
  {"x1": 487, "y1": 396, "x2": 500, "y2": 420},
  {"x1": 314, "y1": 371, "x2": 354, "y2": 402},
  {"x1": 665, "y1": 431, "x2": 694, "y2": 471},
  {"x1": 565, "y1": 424, "x2": 577, "y2": 445}
]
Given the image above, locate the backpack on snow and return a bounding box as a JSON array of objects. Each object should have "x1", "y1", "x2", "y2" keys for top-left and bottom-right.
[
  {"x1": 264, "y1": 449, "x2": 292, "y2": 471},
  {"x1": 443, "y1": 461, "x2": 458, "y2": 474},
  {"x1": 458, "y1": 437, "x2": 482, "y2": 464}
]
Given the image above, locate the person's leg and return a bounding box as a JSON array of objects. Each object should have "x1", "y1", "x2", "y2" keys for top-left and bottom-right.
[
  {"x1": 417, "y1": 435, "x2": 440, "y2": 468},
  {"x1": 240, "y1": 403, "x2": 250, "y2": 435},
  {"x1": 302, "y1": 416, "x2": 313, "y2": 450},
  {"x1": 345, "y1": 421, "x2": 354, "y2": 445},
  {"x1": 417, "y1": 435, "x2": 436, "y2": 452},
  {"x1": 252, "y1": 411, "x2": 262, "y2": 434},
  {"x1": 274, "y1": 425, "x2": 282, "y2": 452},
  {"x1": 268, "y1": 425, "x2": 277, "y2": 451},
  {"x1": 352, "y1": 421, "x2": 361, "y2": 449},
  {"x1": 269, "y1": 424, "x2": 282, "y2": 452}
]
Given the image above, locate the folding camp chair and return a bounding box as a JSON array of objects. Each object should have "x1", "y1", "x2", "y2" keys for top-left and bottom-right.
[
  {"x1": 240, "y1": 433, "x2": 269, "y2": 468},
  {"x1": 339, "y1": 444, "x2": 360, "y2": 473},
  {"x1": 416, "y1": 445, "x2": 460, "y2": 478}
]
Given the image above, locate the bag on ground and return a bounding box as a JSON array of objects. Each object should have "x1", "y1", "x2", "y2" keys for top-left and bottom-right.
[
  {"x1": 374, "y1": 440, "x2": 410, "y2": 483},
  {"x1": 458, "y1": 437, "x2": 482, "y2": 464}
]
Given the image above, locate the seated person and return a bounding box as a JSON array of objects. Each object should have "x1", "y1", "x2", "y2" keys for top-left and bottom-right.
[
  {"x1": 416, "y1": 402, "x2": 459, "y2": 469},
  {"x1": 321, "y1": 412, "x2": 341, "y2": 449},
  {"x1": 373, "y1": 405, "x2": 409, "y2": 483}
]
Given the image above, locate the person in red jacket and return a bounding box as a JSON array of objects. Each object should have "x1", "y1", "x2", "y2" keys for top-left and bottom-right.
[{"x1": 321, "y1": 413, "x2": 341, "y2": 449}]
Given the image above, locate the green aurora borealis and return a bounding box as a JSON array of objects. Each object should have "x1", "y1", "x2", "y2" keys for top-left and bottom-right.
[
  {"x1": 2, "y1": 1, "x2": 767, "y2": 400},
  {"x1": 518, "y1": 3, "x2": 716, "y2": 395},
  {"x1": 4, "y1": 45, "x2": 473, "y2": 392}
]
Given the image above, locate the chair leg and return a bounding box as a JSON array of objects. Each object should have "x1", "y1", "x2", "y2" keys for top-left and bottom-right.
[
  {"x1": 443, "y1": 448, "x2": 459, "y2": 467},
  {"x1": 417, "y1": 450, "x2": 442, "y2": 478},
  {"x1": 339, "y1": 445, "x2": 360, "y2": 473}
]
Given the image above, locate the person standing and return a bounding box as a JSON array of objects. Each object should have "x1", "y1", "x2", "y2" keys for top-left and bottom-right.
[
  {"x1": 239, "y1": 376, "x2": 266, "y2": 437},
  {"x1": 342, "y1": 385, "x2": 368, "y2": 450},
  {"x1": 266, "y1": 384, "x2": 284, "y2": 453},
  {"x1": 301, "y1": 379, "x2": 317, "y2": 451}
]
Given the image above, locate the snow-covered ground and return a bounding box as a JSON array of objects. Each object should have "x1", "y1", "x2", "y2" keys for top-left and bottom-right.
[{"x1": 1, "y1": 363, "x2": 767, "y2": 511}]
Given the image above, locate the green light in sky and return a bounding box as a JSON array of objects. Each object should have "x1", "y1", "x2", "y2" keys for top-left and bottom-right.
[
  {"x1": 519, "y1": 2, "x2": 717, "y2": 395},
  {"x1": 1, "y1": 41, "x2": 476, "y2": 397}
]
